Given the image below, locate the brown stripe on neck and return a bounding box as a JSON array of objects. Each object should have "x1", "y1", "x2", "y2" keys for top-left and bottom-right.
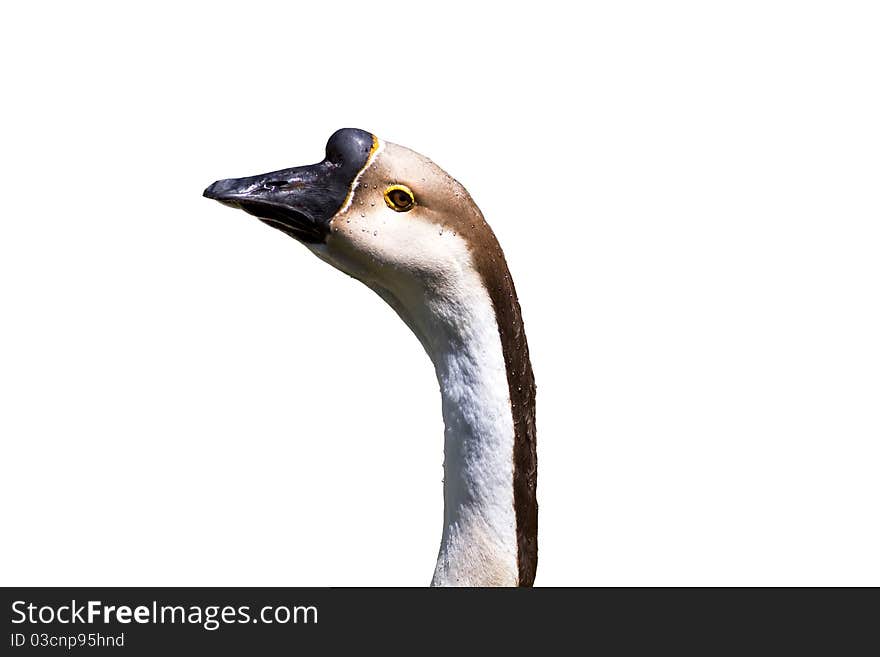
[
  {"x1": 476, "y1": 235, "x2": 538, "y2": 587},
  {"x1": 450, "y1": 199, "x2": 538, "y2": 587}
]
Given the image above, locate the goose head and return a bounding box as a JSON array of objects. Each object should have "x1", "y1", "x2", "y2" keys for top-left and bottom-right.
[
  {"x1": 204, "y1": 128, "x2": 537, "y2": 586},
  {"x1": 204, "y1": 129, "x2": 494, "y2": 323}
]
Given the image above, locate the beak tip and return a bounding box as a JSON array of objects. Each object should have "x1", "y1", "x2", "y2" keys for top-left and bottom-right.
[{"x1": 203, "y1": 181, "x2": 221, "y2": 200}]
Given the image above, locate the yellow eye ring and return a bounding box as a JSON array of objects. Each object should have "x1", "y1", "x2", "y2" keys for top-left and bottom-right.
[{"x1": 383, "y1": 184, "x2": 415, "y2": 212}]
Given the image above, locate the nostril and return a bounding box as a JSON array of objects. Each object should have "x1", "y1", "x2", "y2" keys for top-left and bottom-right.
[{"x1": 265, "y1": 180, "x2": 289, "y2": 189}]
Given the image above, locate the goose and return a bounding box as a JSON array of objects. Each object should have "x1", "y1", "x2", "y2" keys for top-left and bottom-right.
[{"x1": 204, "y1": 129, "x2": 537, "y2": 586}]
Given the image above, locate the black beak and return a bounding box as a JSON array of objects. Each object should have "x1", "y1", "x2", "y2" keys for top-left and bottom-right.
[{"x1": 203, "y1": 128, "x2": 376, "y2": 244}]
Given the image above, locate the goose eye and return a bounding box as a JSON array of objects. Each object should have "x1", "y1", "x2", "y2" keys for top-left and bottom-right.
[{"x1": 384, "y1": 184, "x2": 415, "y2": 212}]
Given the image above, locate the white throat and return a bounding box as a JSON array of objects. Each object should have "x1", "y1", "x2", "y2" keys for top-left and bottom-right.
[
  {"x1": 429, "y1": 290, "x2": 518, "y2": 587},
  {"x1": 370, "y1": 260, "x2": 517, "y2": 585},
  {"x1": 313, "y1": 234, "x2": 518, "y2": 586}
]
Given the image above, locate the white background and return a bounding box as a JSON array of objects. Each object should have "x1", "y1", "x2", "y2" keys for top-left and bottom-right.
[{"x1": 1, "y1": 2, "x2": 878, "y2": 586}]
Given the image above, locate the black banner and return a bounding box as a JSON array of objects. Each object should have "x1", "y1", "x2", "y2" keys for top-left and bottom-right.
[{"x1": 1, "y1": 588, "x2": 873, "y2": 653}]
